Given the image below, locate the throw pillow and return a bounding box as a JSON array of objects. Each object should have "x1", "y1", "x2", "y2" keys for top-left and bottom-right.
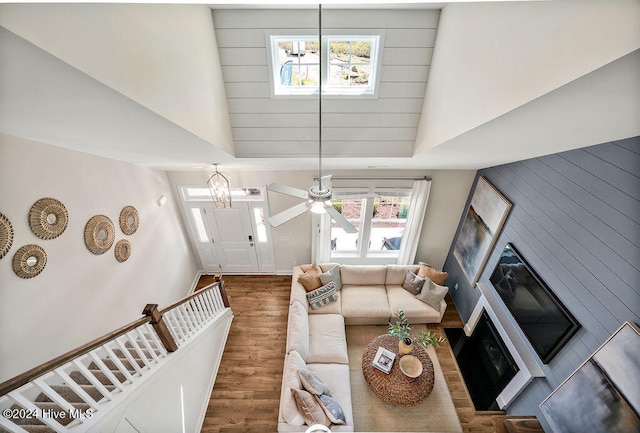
[
  {"x1": 415, "y1": 277, "x2": 449, "y2": 310},
  {"x1": 306, "y1": 281, "x2": 338, "y2": 310},
  {"x1": 291, "y1": 388, "x2": 331, "y2": 427},
  {"x1": 298, "y1": 264, "x2": 323, "y2": 292},
  {"x1": 319, "y1": 265, "x2": 342, "y2": 291},
  {"x1": 315, "y1": 394, "x2": 347, "y2": 425},
  {"x1": 402, "y1": 270, "x2": 425, "y2": 295},
  {"x1": 298, "y1": 368, "x2": 332, "y2": 396},
  {"x1": 417, "y1": 262, "x2": 448, "y2": 285}
]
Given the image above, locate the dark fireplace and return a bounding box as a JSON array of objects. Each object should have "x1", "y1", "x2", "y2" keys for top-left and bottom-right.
[{"x1": 445, "y1": 311, "x2": 519, "y2": 411}]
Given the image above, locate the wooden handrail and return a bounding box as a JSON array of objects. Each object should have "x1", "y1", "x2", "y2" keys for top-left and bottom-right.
[
  {"x1": 158, "y1": 277, "x2": 228, "y2": 314},
  {"x1": 0, "y1": 277, "x2": 230, "y2": 397},
  {"x1": 0, "y1": 316, "x2": 150, "y2": 396}
]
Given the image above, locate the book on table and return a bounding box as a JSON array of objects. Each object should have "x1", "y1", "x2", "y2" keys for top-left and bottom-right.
[{"x1": 372, "y1": 346, "x2": 396, "y2": 374}]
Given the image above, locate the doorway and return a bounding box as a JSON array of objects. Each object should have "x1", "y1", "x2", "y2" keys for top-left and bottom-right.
[{"x1": 180, "y1": 187, "x2": 275, "y2": 274}]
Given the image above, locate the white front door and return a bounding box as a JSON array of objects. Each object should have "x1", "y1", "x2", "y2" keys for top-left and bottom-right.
[
  {"x1": 210, "y1": 203, "x2": 260, "y2": 274},
  {"x1": 180, "y1": 186, "x2": 275, "y2": 274}
]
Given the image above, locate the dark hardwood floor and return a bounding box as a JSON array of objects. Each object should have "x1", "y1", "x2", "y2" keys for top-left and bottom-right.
[{"x1": 199, "y1": 274, "x2": 496, "y2": 433}]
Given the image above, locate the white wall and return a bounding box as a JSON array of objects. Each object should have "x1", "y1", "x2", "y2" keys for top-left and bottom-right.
[
  {"x1": 416, "y1": 0, "x2": 640, "y2": 153},
  {"x1": 168, "y1": 168, "x2": 476, "y2": 273},
  {"x1": 0, "y1": 135, "x2": 199, "y2": 382},
  {"x1": 95, "y1": 311, "x2": 232, "y2": 433},
  {"x1": 0, "y1": 3, "x2": 234, "y2": 157}
]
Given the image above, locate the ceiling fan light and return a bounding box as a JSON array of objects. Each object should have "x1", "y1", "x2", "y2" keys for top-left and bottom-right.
[{"x1": 309, "y1": 201, "x2": 327, "y2": 214}]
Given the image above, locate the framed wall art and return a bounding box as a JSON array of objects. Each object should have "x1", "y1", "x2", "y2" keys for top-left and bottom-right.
[
  {"x1": 540, "y1": 321, "x2": 640, "y2": 432},
  {"x1": 453, "y1": 176, "x2": 511, "y2": 285}
]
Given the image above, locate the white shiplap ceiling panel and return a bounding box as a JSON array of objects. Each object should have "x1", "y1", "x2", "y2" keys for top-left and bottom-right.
[{"x1": 214, "y1": 8, "x2": 438, "y2": 159}]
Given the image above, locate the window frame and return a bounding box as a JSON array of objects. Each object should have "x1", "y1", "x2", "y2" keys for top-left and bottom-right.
[
  {"x1": 266, "y1": 30, "x2": 384, "y2": 99},
  {"x1": 328, "y1": 187, "x2": 412, "y2": 261},
  {"x1": 179, "y1": 186, "x2": 265, "y2": 202}
]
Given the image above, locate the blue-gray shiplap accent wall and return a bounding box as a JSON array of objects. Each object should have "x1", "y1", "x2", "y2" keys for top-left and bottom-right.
[{"x1": 443, "y1": 136, "x2": 640, "y2": 429}]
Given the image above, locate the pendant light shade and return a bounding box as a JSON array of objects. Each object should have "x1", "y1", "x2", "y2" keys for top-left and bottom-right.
[{"x1": 207, "y1": 163, "x2": 231, "y2": 208}]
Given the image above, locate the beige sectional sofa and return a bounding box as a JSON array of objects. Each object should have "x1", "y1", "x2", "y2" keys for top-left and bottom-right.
[{"x1": 278, "y1": 263, "x2": 448, "y2": 432}]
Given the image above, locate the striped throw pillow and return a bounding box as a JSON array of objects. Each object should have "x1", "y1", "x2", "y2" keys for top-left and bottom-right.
[{"x1": 306, "y1": 281, "x2": 338, "y2": 310}]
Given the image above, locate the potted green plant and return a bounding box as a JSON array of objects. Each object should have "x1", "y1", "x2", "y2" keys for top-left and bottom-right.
[{"x1": 388, "y1": 310, "x2": 444, "y2": 355}]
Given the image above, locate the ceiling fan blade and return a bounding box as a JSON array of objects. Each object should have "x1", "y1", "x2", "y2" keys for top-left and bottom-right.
[
  {"x1": 319, "y1": 175, "x2": 332, "y2": 186},
  {"x1": 267, "y1": 183, "x2": 309, "y2": 199},
  {"x1": 267, "y1": 202, "x2": 309, "y2": 227},
  {"x1": 325, "y1": 205, "x2": 358, "y2": 234}
]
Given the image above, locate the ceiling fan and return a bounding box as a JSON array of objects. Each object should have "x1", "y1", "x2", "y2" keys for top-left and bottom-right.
[{"x1": 266, "y1": 5, "x2": 373, "y2": 234}]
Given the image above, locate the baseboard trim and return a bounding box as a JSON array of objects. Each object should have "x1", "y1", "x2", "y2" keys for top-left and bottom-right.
[{"x1": 188, "y1": 271, "x2": 204, "y2": 295}]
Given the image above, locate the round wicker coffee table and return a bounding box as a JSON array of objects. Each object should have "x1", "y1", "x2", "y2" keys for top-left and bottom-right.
[{"x1": 362, "y1": 334, "x2": 435, "y2": 406}]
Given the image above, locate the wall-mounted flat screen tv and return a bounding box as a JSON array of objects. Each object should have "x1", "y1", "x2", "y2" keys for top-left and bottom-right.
[{"x1": 490, "y1": 243, "x2": 581, "y2": 363}]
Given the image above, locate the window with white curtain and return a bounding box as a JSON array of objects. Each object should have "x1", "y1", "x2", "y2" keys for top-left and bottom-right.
[
  {"x1": 329, "y1": 188, "x2": 411, "y2": 258},
  {"x1": 315, "y1": 179, "x2": 431, "y2": 265}
]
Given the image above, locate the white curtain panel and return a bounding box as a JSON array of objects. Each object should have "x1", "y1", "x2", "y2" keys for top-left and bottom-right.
[
  {"x1": 312, "y1": 212, "x2": 331, "y2": 263},
  {"x1": 397, "y1": 179, "x2": 432, "y2": 265}
]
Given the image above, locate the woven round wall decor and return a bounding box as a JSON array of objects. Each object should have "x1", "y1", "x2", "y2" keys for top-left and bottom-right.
[
  {"x1": 12, "y1": 244, "x2": 47, "y2": 278},
  {"x1": 84, "y1": 215, "x2": 115, "y2": 255},
  {"x1": 114, "y1": 239, "x2": 131, "y2": 262},
  {"x1": 119, "y1": 206, "x2": 139, "y2": 235},
  {"x1": 29, "y1": 197, "x2": 69, "y2": 240},
  {"x1": 0, "y1": 212, "x2": 14, "y2": 259}
]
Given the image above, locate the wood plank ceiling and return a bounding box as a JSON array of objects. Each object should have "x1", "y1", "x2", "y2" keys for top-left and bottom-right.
[{"x1": 213, "y1": 8, "x2": 438, "y2": 160}]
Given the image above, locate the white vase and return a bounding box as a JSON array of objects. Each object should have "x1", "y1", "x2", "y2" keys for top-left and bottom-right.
[{"x1": 399, "y1": 338, "x2": 413, "y2": 355}]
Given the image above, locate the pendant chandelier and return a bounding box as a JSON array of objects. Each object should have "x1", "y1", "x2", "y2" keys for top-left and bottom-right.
[{"x1": 207, "y1": 163, "x2": 231, "y2": 208}]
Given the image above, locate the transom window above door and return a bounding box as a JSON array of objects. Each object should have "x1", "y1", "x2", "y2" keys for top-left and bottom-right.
[
  {"x1": 268, "y1": 33, "x2": 383, "y2": 97},
  {"x1": 180, "y1": 187, "x2": 264, "y2": 202}
]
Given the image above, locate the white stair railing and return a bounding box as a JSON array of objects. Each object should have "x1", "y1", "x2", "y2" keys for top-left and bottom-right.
[{"x1": 0, "y1": 280, "x2": 230, "y2": 433}]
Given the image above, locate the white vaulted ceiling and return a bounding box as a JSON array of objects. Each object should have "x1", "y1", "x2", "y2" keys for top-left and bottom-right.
[
  {"x1": 214, "y1": 8, "x2": 437, "y2": 160},
  {"x1": 0, "y1": 1, "x2": 639, "y2": 171}
]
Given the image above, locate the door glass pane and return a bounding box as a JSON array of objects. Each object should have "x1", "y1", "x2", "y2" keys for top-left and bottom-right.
[
  {"x1": 190, "y1": 208, "x2": 208, "y2": 243},
  {"x1": 330, "y1": 198, "x2": 362, "y2": 252},
  {"x1": 369, "y1": 193, "x2": 411, "y2": 252},
  {"x1": 253, "y1": 208, "x2": 267, "y2": 243}
]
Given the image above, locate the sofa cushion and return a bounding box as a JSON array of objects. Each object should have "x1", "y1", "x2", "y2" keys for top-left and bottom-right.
[
  {"x1": 320, "y1": 265, "x2": 342, "y2": 291},
  {"x1": 308, "y1": 314, "x2": 348, "y2": 364},
  {"x1": 281, "y1": 350, "x2": 308, "y2": 425},
  {"x1": 298, "y1": 368, "x2": 332, "y2": 396},
  {"x1": 290, "y1": 267, "x2": 310, "y2": 308},
  {"x1": 308, "y1": 363, "x2": 354, "y2": 427},
  {"x1": 315, "y1": 394, "x2": 346, "y2": 425},
  {"x1": 291, "y1": 388, "x2": 331, "y2": 426},
  {"x1": 306, "y1": 281, "x2": 339, "y2": 310},
  {"x1": 416, "y1": 278, "x2": 449, "y2": 310},
  {"x1": 298, "y1": 264, "x2": 323, "y2": 292},
  {"x1": 387, "y1": 285, "x2": 445, "y2": 323},
  {"x1": 402, "y1": 270, "x2": 425, "y2": 295},
  {"x1": 340, "y1": 265, "x2": 387, "y2": 286},
  {"x1": 417, "y1": 262, "x2": 448, "y2": 285},
  {"x1": 385, "y1": 264, "x2": 420, "y2": 285},
  {"x1": 341, "y1": 285, "x2": 392, "y2": 325},
  {"x1": 286, "y1": 301, "x2": 309, "y2": 360}
]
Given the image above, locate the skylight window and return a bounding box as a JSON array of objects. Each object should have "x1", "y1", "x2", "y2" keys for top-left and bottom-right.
[{"x1": 268, "y1": 33, "x2": 382, "y2": 97}]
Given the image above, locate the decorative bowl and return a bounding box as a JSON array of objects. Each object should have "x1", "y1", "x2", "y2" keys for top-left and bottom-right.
[{"x1": 399, "y1": 355, "x2": 423, "y2": 378}]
